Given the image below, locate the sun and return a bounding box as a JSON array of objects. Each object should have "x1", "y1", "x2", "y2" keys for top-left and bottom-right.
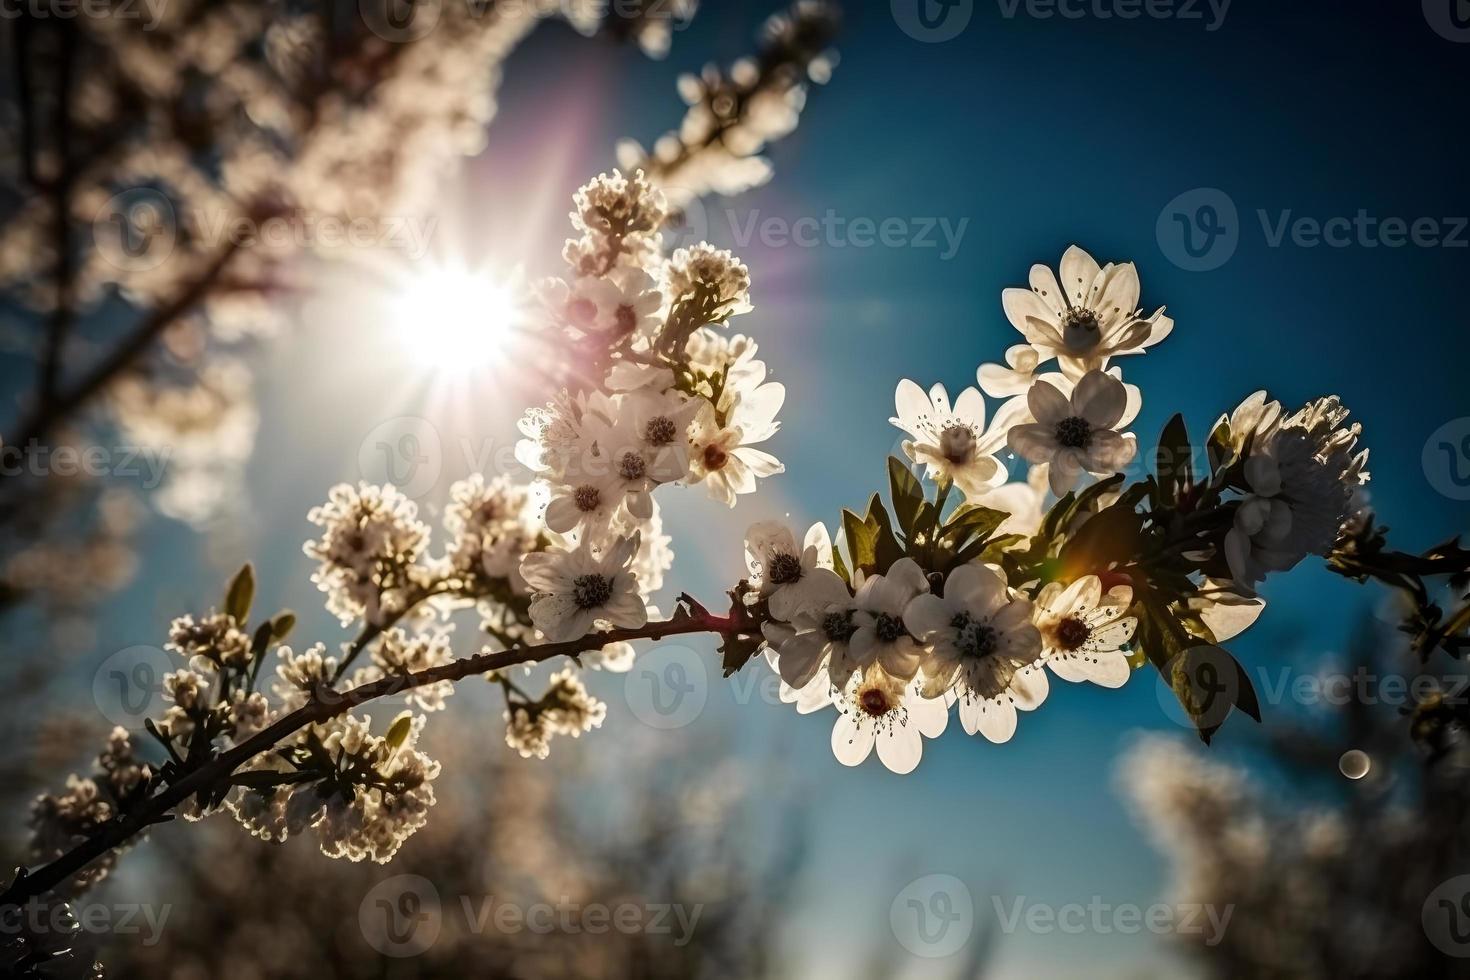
[{"x1": 393, "y1": 266, "x2": 522, "y2": 376}]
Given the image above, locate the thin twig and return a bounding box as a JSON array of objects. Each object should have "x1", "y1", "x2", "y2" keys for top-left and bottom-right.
[
  {"x1": 38, "y1": 21, "x2": 77, "y2": 414},
  {"x1": 0, "y1": 241, "x2": 242, "y2": 479},
  {"x1": 1, "y1": 605, "x2": 753, "y2": 908}
]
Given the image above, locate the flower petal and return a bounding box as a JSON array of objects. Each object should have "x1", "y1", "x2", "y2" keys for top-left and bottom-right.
[
  {"x1": 1073, "y1": 371, "x2": 1127, "y2": 430},
  {"x1": 1008, "y1": 424, "x2": 1059, "y2": 465},
  {"x1": 1027, "y1": 379, "x2": 1071, "y2": 427},
  {"x1": 875, "y1": 723, "x2": 924, "y2": 774},
  {"x1": 831, "y1": 713, "x2": 874, "y2": 767},
  {"x1": 1060, "y1": 246, "x2": 1103, "y2": 308}
]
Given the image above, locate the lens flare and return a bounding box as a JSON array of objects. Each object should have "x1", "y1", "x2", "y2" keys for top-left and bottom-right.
[{"x1": 394, "y1": 267, "x2": 521, "y2": 376}]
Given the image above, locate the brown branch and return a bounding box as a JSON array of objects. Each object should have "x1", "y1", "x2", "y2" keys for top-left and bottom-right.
[
  {"x1": 1, "y1": 604, "x2": 753, "y2": 908},
  {"x1": 0, "y1": 241, "x2": 242, "y2": 469},
  {"x1": 38, "y1": 21, "x2": 78, "y2": 414}
]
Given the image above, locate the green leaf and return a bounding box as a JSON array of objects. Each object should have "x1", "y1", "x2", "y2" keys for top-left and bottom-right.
[
  {"x1": 913, "y1": 502, "x2": 938, "y2": 542},
  {"x1": 866, "y1": 494, "x2": 906, "y2": 573},
  {"x1": 830, "y1": 536, "x2": 851, "y2": 585},
  {"x1": 929, "y1": 499, "x2": 1007, "y2": 573},
  {"x1": 940, "y1": 505, "x2": 1009, "y2": 547},
  {"x1": 385, "y1": 713, "x2": 414, "y2": 751},
  {"x1": 887, "y1": 457, "x2": 925, "y2": 542},
  {"x1": 225, "y1": 563, "x2": 255, "y2": 624},
  {"x1": 1137, "y1": 586, "x2": 1259, "y2": 742},
  {"x1": 841, "y1": 508, "x2": 877, "y2": 576},
  {"x1": 1206, "y1": 418, "x2": 1233, "y2": 476},
  {"x1": 1074, "y1": 472, "x2": 1128, "y2": 516},
  {"x1": 978, "y1": 534, "x2": 1026, "y2": 565},
  {"x1": 250, "y1": 620, "x2": 274, "y2": 659},
  {"x1": 1057, "y1": 503, "x2": 1145, "y2": 575},
  {"x1": 1233, "y1": 661, "x2": 1262, "y2": 722},
  {"x1": 1038, "y1": 490, "x2": 1078, "y2": 545},
  {"x1": 270, "y1": 611, "x2": 296, "y2": 642},
  {"x1": 1155, "y1": 413, "x2": 1193, "y2": 506}
]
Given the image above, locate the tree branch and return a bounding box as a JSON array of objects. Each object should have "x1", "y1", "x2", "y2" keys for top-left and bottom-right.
[
  {"x1": 0, "y1": 241, "x2": 242, "y2": 480},
  {"x1": 1, "y1": 603, "x2": 754, "y2": 909}
]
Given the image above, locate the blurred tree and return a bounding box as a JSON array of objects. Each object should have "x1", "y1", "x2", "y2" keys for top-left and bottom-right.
[{"x1": 1121, "y1": 613, "x2": 1470, "y2": 978}]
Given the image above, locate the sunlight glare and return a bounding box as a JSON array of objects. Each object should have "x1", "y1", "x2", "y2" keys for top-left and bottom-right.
[{"x1": 394, "y1": 267, "x2": 521, "y2": 376}]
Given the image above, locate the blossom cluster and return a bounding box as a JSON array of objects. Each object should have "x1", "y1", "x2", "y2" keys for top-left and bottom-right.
[
  {"x1": 27, "y1": 729, "x2": 151, "y2": 895},
  {"x1": 24, "y1": 205, "x2": 1386, "y2": 905},
  {"x1": 516, "y1": 169, "x2": 782, "y2": 642},
  {"x1": 617, "y1": 1, "x2": 840, "y2": 209},
  {"x1": 750, "y1": 245, "x2": 1370, "y2": 772}
]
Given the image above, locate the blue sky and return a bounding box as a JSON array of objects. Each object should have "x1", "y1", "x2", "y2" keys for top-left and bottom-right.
[{"x1": 73, "y1": 1, "x2": 1470, "y2": 975}]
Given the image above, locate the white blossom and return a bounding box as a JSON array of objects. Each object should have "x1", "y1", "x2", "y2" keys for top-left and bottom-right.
[
  {"x1": 759, "y1": 570, "x2": 857, "y2": 690},
  {"x1": 891, "y1": 380, "x2": 1025, "y2": 499},
  {"x1": 351, "y1": 628, "x2": 456, "y2": 712},
  {"x1": 1225, "y1": 395, "x2": 1370, "y2": 592},
  {"x1": 503, "y1": 668, "x2": 607, "y2": 759},
  {"x1": 744, "y1": 520, "x2": 839, "y2": 621},
  {"x1": 904, "y1": 563, "x2": 1046, "y2": 743},
  {"x1": 664, "y1": 241, "x2": 752, "y2": 317},
  {"x1": 304, "y1": 483, "x2": 430, "y2": 625},
  {"x1": 272, "y1": 643, "x2": 337, "y2": 712},
  {"x1": 830, "y1": 665, "x2": 948, "y2": 775},
  {"x1": 844, "y1": 558, "x2": 931, "y2": 684},
  {"x1": 1033, "y1": 575, "x2": 1137, "y2": 688},
  {"x1": 1007, "y1": 370, "x2": 1138, "y2": 496},
  {"x1": 520, "y1": 536, "x2": 648, "y2": 641},
  {"x1": 977, "y1": 343, "x2": 1043, "y2": 398},
  {"x1": 687, "y1": 388, "x2": 785, "y2": 506},
  {"x1": 1001, "y1": 244, "x2": 1172, "y2": 376}
]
